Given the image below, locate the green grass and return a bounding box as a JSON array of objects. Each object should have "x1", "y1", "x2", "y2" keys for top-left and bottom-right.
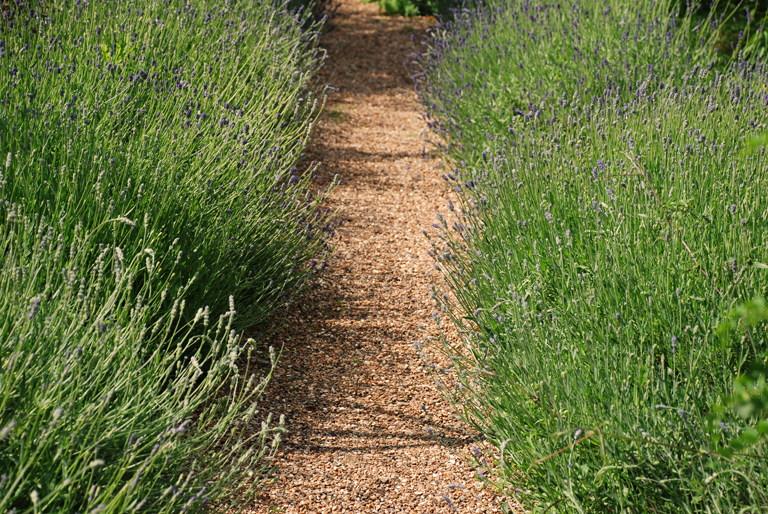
[{"x1": 416, "y1": 0, "x2": 768, "y2": 511}]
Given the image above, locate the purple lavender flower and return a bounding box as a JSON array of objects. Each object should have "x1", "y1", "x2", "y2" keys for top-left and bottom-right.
[{"x1": 28, "y1": 297, "x2": 40, "y2": 319}]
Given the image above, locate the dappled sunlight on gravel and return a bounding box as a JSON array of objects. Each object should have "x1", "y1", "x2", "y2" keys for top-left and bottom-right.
[{"x1": 246, "y1": 1, "x2": 512, "y2": 512}]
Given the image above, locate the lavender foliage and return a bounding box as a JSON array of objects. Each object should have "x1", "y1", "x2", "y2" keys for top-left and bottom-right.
[
  {"x1": 415, "y1": 0, "x2": 747, "y2": 165},
  {"x1": 417, "y1": 0, "x2": 768, "y2": 510},
  {"x1": 0, "y1": 0, "x2": 331, "y2": 511},
  {"x1": 0, "y1": 207, "x2": 283, "y2": 513},
  {"x1": 0, "y1": 0, "x2": 335, "y2": 329}
]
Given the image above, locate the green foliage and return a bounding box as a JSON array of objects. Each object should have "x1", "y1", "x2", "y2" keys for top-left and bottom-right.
[
  {"x1": 0, "y1": 205, "x2": 284, "y2": 513},
  {"x1": 416, "y1": 0, "x2": 768, "y2": 510},
  {"x1": 744, "y1": 24, "x2": 768, "y2": 59},
  {"x1": 708, "y1": 299, "x2": 768, "y2": 462},
  {"x1": 0, "y1": 0, "x2": 330, "y2": 510},
  {"x1": 366, "y1": 0, "x2": 459, "y2": 18},
  {"x1": 1, "y1": 0, "x2": 334, "y2": 329}
]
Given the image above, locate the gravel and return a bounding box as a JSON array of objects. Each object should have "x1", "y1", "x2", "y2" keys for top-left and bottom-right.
[{"x1": 246, "y1": 1, "x2": 514, "y2": 512}]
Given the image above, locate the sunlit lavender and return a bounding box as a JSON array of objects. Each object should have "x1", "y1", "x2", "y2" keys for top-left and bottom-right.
[
  {"x1": 0, "y1": 0, "x2": 330, "y2": 511},
  {"x1": 415, "y1": 0, "x2": 735, "y2": 165},
  {"x1": 1, "y1": 0, "x2": 335, "y2": 328},
  {"x1": 416, "y1": 0, "x2": 768, "y2": 511}
]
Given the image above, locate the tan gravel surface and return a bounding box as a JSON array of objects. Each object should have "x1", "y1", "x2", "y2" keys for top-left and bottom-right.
[{"x1": 248, "y1": 2, "x2": 508, "y2": 512}]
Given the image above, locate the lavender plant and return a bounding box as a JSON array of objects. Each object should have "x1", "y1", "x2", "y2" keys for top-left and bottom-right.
[
  {"x1": 415, "y1": 0, "x2": 749, "y2": 165},
  {"x1": 1, "y1": 0, "x2": 335, "y2": 329},
  {"x1": 0, "y1": 0, "x2": 331, "y2": 510},
  {"x1": 0, "y1": 202, "x2": 283, "y2": 512},
  {"x1": 418, "y1": 17, "x2": 768, "y2": 513}
]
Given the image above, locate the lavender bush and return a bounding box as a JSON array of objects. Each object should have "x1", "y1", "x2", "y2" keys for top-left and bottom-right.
[
  {"x1": 0, "y1": 202, "x2": 283, "y2": 512},
  {"x1": 415, "y1": 0, "x2": 748, "y2": 164},
  {"x1": 1, "y1": 0, "x2": 334, "y2": 329},
  {"x1": 0, "y1": 0, "x2": 332, "y2": 510},
  {"x1": 416, "y1": 0, "x2": 768, "y2": 511}
]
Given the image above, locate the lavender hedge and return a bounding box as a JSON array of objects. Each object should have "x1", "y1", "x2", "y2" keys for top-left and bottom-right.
[
  {"x1": 0, "y1": 0, "x2": 331, "y2": 511},
  {"x1": 416, "y1": 0, "x2": 768, "y2": 511},
  {"x1": 1, "y1": 0, "x2": 334, "y2": 329},
  {"x1": 0, "y1": 205, "x2": 282, "y2": 513},
  {"x1": 416, "y1": 0, "x2": 742, "y2": 164}
]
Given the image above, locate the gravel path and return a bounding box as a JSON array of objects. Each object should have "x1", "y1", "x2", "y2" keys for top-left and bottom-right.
[{"x1": 248, "y1": 2, "x2": 505, "y2": 512}]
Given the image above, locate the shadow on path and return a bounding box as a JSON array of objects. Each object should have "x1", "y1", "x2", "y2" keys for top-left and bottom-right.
[{"x1": 247, "y1": 1, "x2": 506, "y2": 513}]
